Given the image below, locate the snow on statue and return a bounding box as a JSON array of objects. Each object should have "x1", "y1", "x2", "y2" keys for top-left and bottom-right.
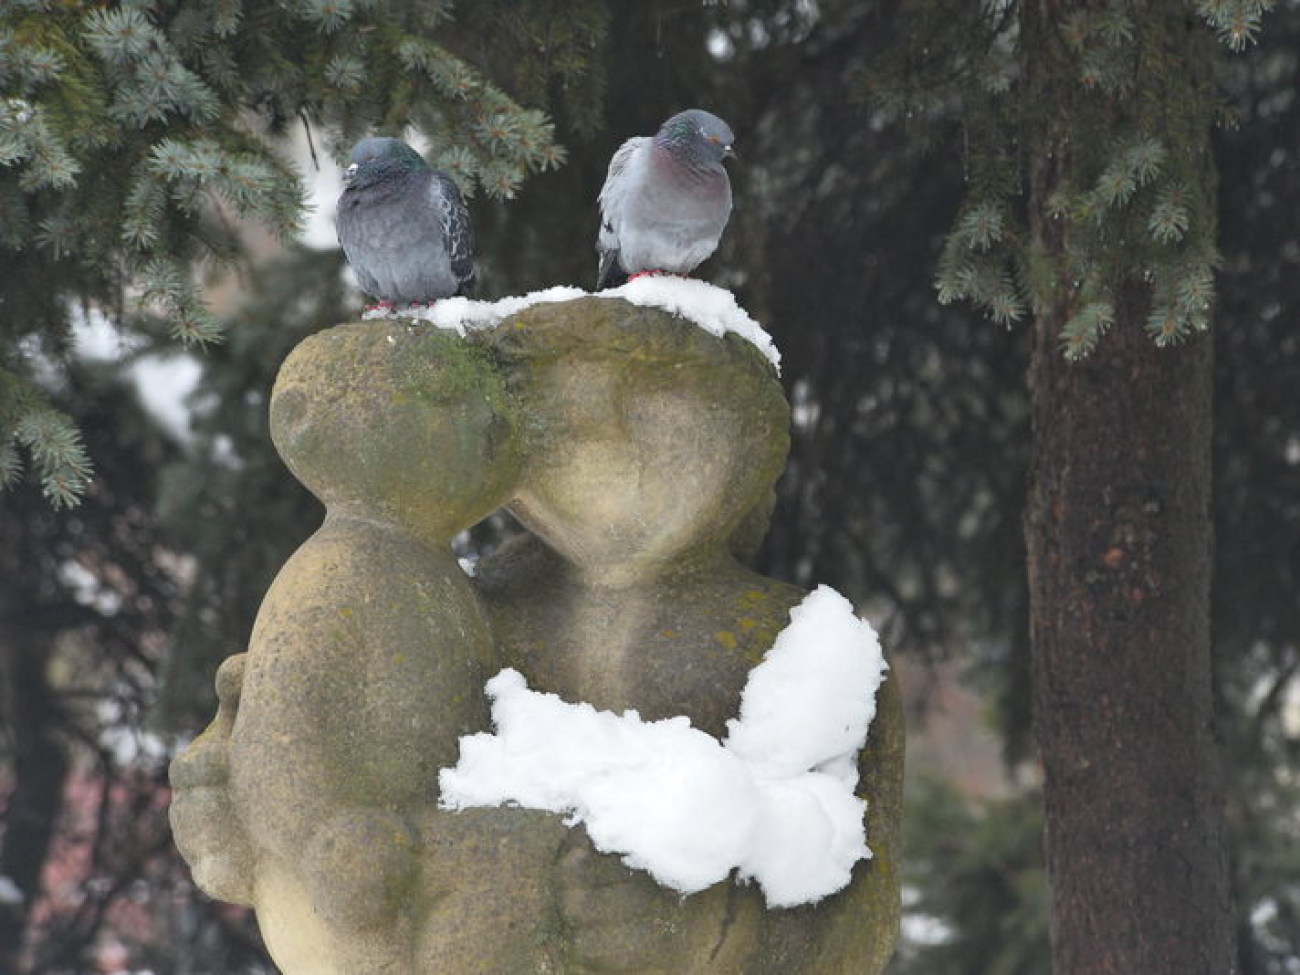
[
  {"x1": 362, "y1": 277, "x2": 781, "y2": 370},
  {"x1": 438, "y1": 585, "x2": 887, "y2": 909}
]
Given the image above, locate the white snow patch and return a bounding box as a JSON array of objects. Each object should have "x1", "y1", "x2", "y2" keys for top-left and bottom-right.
[
  {"x1": 439, "y1": 584, "x2": 885, "y2": 908},
  {"x1": 130, "y1": 354, "x2": 202, "y2": 444},
  {"x1": 68, "y1": 306, "x2": 201, "y2": 443},
  {"x1": 360, "y1": 286, "x2": 586, "y2": 335},
  {"x1": 58, "y1": 560, "x2": 123, "y2": 615},
  {"x1": 360, "y1": 279, "x2": 780, "y2": 368},
  {"x1": 0, "y1": 875, "x2": 23, "y2": 905},
  {"x1": 72, "y1": 306, "x2": 139, "y2": 362}
]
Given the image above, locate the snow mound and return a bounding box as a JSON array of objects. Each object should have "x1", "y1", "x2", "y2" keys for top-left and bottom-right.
[
  {"x1": 438, "y1": 584, "x2": 886, "y2": 908},
  {"x1": 361, "y1": 286, "x2": 585, "y2": 335},
  {"x1": 359, "y1": 279, "x2": 780, "y2": 369}
]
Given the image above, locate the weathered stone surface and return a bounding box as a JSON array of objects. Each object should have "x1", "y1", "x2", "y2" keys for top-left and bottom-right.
[
  {"x1": 169, "y1": 297, "x2": 903, "y2": 974},
  {"x1": 474, "y1": 299, "x2": 903, "y2": 974}
]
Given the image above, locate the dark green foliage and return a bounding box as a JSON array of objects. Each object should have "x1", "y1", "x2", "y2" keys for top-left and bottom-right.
[
  {"x1": 887, "y1": 777, "x2": 1050, "y2": 975},
  {"x1": 712, "y1": 4, "x2": 1033, "y2": 676},
  {"x1": 0, "y1": 0, "x2": 600, "y2": 505},
  {"x1": 1212, "y1": 6, "x2": 1300, "y2": 970},
  {"x1": 0, "y1": 351, "x2": 198, "y2": 971},
  {"x1": 152, "y1": 246, "x2": 344, "y2": 726},
  {"x1": 1195, "y1": 0, "x2": 1276, "y2": 49},
  {"x1": 865, "y1": 2, "x2": 1266, "y2": 358}
]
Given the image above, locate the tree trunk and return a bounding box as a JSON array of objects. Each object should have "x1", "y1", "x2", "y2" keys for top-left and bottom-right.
[
  {"x1": 1021, "y1": 0, "x2": 1237, "y2": 966},
  {"x1": 1026, "y1": 252, "x2": 1234, "y2": 974},
  {"x1": 0, "y1": 627, "x2": 69, "y2": 973}
]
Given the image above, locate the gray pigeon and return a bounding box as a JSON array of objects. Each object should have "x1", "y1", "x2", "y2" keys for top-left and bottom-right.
[
  {"x1": 336, "y1": 136, "x2": 475, "y2": 306},
  {"x1": 596, "y1": 109, "x2": 735, "y2": 290}
]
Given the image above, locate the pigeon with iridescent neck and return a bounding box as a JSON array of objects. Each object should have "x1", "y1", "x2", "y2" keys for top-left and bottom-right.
[
  {"x1": 336, "y1": 136, "x2": 475, "y2": 309},
  {"x1": 595, "y1": 109, "x2": 735, "y2": 291}
]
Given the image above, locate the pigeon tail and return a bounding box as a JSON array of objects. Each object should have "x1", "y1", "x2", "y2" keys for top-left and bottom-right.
[{"x1": 596, "y1": 247, "x2": 627, "y2": 291}]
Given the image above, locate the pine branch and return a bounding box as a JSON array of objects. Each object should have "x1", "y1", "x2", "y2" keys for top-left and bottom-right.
[
  {"x1": 1060, "y1": 300, "x2": 1115, "y2": 361},
  {"x1": 1194, "y1": 0, "x2": 1277, "y2": 51},
  {"x1": 0, "y1": 0, "x2": 607, "y2": 505},
  {"x1": 1, "y1": 369, "x2": 93, "y2": 507},
  {"x1": 884, "y1": 2, "x2": 1266, "y2": 356}
]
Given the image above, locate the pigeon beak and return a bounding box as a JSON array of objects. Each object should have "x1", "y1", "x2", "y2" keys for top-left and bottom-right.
[
  {"x1": 723, "y1": 145, "x2": 737, "y2": 162},
  {"x1": 344, "y1": 162, "x2": 358, "y2": 185}
]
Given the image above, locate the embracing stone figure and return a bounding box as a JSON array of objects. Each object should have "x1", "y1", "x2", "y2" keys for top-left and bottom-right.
[{"x1": 169, "y1": 295, "x2": 904, "y2": 974}]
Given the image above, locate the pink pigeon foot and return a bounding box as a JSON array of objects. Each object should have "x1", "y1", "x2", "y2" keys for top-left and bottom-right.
[{"x1": 627, "y1": 270, "x2": 689, "y2": 282}]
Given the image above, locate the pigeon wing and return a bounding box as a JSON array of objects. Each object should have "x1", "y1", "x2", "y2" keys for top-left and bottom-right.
[
  {"x1": 595, "y1": 136, "x2": 646, "y2": 290},
  {"x1": 430, "y1": 172, "x2": 476, "y2": 297},
  {"x1": 336, "y1": 186, "x2": 388, "y2": 298}
]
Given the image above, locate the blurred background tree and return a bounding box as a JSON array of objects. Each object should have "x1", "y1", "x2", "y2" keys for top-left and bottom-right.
[{"x1": 2, "y1": 1, "x2": 1298, "y2": 972}]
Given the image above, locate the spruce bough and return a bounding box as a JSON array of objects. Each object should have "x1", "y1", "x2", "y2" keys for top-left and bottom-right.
[{"x1": 0, "y1": 0, "x2": 590, "y2": 506}]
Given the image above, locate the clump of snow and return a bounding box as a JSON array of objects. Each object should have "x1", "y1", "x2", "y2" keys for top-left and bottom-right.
[
  {"x1": 0, "y1": 875, "x2": 23, "y2": 905},
  {"x1": 361, "y1": 286, "x2": 585, "y2": 334},
  {"x1": 360, "y1": 279, "x2": 780, "y2": 368},
  {"x1": 438, "y1": 585, "x2": 886, "y2": 908},
  {"x1": 727, "y1": 585, "x2": 887, "y2": 781},
  {"x1": 418, "y1": 286, "x2": 587, "y2": 334}
]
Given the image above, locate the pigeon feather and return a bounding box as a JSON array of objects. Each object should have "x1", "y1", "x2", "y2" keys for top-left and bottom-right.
[
  {"x1": 596, "y1": 109, "x2": 735, "y2": 290},
  {"x1": 337, "y1": 137, "x2": 476, "y2": 305}
]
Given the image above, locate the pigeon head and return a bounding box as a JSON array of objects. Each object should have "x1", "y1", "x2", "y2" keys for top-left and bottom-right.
[
  {"x1": 655, "y1": 109, "x2": 735, "y2": 168},
  {"x1": 344, "y1": 136, "x2": 429, "y2": 190}
]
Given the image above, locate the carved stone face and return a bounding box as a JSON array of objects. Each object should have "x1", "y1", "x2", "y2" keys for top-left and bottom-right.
[
  {"x1": 270, "y1": 321, "x2": 523, "y2": 541},
  {"x1": 496, "y1": 297, "x2": 790, "y2": 585}
]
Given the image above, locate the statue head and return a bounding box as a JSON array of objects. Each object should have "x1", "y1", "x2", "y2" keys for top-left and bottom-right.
[
  {"x1": 269, "y1": 322, "x2": 523, "y2": 541},
  {"x1": 491, "y1": 297, "x2": 790, "y2": 583}
]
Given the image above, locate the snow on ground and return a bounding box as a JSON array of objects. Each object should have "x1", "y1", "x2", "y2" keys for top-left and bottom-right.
[
  {"x1": 438, "y1": 585, "x2": 887, "y2": 908},
  {"x1": 361, "y1": 278, "x2": 781, "y2": 370}
]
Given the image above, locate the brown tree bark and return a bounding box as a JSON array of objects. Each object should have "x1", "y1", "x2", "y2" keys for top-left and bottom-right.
[{"x1": 1026, "y1": 189, "x2": 1235, "y2": 975}]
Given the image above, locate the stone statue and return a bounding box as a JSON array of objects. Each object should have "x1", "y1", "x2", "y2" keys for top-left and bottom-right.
[{"x1": 170, "y1": 294, "x2": 904, "y2": 973}]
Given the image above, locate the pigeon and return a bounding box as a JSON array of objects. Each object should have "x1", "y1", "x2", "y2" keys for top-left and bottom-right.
[
  {"x1": 336, "y1": 136, "x2": 475, "y2": 307},
  {"x1": 596, "y1": 109, "x2": 735, "y2": 290}
]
